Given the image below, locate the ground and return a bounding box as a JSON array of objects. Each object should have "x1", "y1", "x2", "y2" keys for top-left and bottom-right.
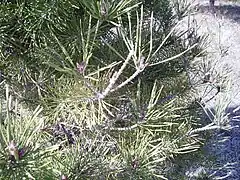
[{"x1": 183, "y1": 0, "x2": 240, "y2": 179}]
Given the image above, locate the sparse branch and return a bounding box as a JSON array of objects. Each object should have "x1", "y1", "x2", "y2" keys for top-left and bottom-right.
[
  {"x1": 188, "y1": 123, "x2": 222, "y2": 135},
  {"x1": 111, "y1": 57, "x2": 147, "y2": 92},
  {"x1": 149, "y1": 43, "x2": 198, "y2": 66},
  {"x1": 98, "y1": 50, "x2": 134, "y2": 99}
]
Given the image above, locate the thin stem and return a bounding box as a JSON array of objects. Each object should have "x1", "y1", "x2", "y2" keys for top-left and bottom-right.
[{"x1": 99, "y1": 50, "x2": 134, "y2": 99}]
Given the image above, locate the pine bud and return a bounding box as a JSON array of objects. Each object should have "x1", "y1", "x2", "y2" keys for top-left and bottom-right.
[
  {"x1": 61, "y1": 175, "x2": 68, "y2": 180},
  {"x1": 77, "y1": 62, "x2": 85, "y2": 74},
  {"x1": 7, "y1": 140, "x2": 19, "y2": 161}
]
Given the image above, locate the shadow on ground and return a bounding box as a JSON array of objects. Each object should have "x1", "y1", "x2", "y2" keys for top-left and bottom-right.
[
  {"x1": 165, "y1": 104, "x2": 240, "y2": 179},
  {"x1": 203, "y1": 105, "x2": 240, "y2": 179},
  {"x1": 198, "y1": 4, "x2": 240, "y2": 23}
]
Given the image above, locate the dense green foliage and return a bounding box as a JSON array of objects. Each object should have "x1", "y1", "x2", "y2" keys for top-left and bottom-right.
[{"x1": 0, "y1": 0, "x2": 229, "y2": 179}]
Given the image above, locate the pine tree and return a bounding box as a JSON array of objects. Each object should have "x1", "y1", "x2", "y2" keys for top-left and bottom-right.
[{"x1": 0, "y1": 0, "x2": 230, "y2": 179}]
